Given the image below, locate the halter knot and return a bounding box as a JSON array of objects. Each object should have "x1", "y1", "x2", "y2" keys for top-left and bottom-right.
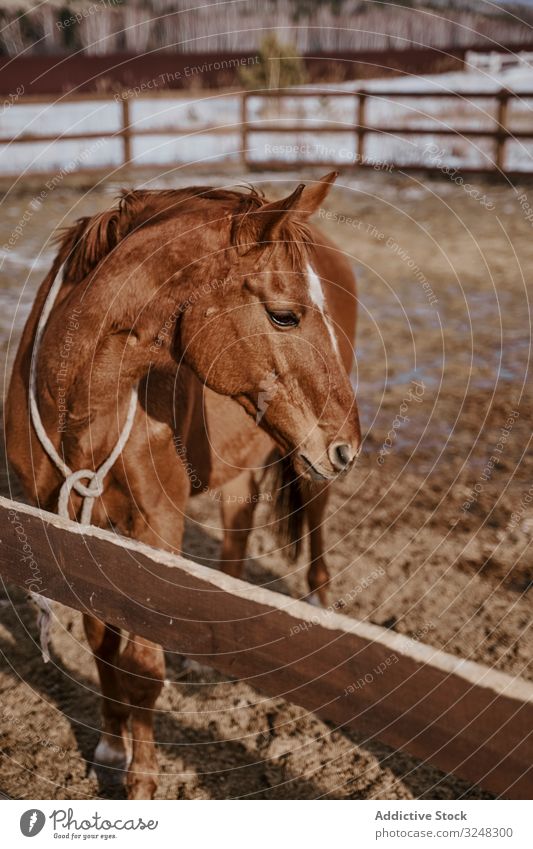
[{"x1": 57, "y1": 468, "x2": 106, "y2": 525}]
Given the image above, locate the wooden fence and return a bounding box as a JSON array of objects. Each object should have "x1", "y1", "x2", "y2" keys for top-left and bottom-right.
[
  {"x1": 1, "y1": 87, "x2": 532, "y2": 176},
  {"x1": 0, "y1": 494, "x2": 532, "y2": 798}
]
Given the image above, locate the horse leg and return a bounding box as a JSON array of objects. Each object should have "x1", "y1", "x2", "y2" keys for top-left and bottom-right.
[
  {"x1": 304, "y1": 483, "x2": 331, "y2": 607},
  {"x1": 219, "y1": 469, "x2": 259, "y2": 580},
  {"x1": 90, "y1": 424, "x2": 189, "y2": 799},
  {"x1": 86, "y1": 608, "x2": 167, "y2": 800},
  {"x1": 83, "y1": 615, "x2": 131, "y2": 775},
  {"x1": 116, "y1": 633, "x2": 165, "y2": 800},
  {"x1": 110, "y1": 499, "x2": 185, "y2": 799}
]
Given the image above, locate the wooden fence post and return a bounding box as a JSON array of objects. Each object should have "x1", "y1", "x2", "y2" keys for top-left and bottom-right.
[
  {"x1": 241, "y1": 91, "x2": 248, "y2": 169},
  {"x1": 121, "y1": 95, "x2": 132, "y2": 166},
  {"x1": 356, "y1": 90, "x2": 367, "y2": 164},
  {"x1": 495, "y1": 88, "x2": 510, "y2": 172}
]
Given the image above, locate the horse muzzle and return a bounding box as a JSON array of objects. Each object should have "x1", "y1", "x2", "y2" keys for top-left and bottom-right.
[{"x1": 296, "y1": 435, "x2": 361, "y2": 481}]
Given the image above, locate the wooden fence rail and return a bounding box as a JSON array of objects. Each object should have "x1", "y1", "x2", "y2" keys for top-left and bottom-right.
[
  {"x1": 0, "y1": 495, "x2": 531, "y2": 798},
  {"x1": 1, "y1": 87, "x2": 532, "y2": 176}
]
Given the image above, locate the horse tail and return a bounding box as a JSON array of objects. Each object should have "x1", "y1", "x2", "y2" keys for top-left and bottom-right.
[{"x1": 269, "y1": 454, "x2": 305, "y2": 562}]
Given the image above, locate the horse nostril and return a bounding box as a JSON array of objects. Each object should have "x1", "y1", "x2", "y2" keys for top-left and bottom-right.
[{"x1": 329, "y1": 442, "x2": 354, "y2": 471}]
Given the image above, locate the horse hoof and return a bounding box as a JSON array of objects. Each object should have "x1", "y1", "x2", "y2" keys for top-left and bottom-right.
[
  {"x1": 306, "y1": 592, "x2": 324, "y2": 608},
  {"x1": 181, "y1": 657, "x2": 214, "y2": 676},
  {"x1": 92, "y1": 735, "x2": 131, "y2": 779}
]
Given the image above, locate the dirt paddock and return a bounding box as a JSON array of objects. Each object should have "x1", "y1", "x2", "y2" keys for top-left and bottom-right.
[{"x1": 0, "y1": 168, "x2": 531, "y2": 799}]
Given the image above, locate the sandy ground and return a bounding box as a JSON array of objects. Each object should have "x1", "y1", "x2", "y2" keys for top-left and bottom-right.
[{"x1": 0, "y1": 168, "x2": 531, "y2": 799}]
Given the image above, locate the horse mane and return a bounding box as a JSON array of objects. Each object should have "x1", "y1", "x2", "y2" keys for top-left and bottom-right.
[{"x1": 54, "y1": 185, "x2": 312, "y2": 285}]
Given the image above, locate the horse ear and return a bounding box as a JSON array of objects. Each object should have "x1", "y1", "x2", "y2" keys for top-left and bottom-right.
[
  {"x1": 261, "y1": 172, "x2": 338, "y2": 231},
  {"x1": 234, "y1": 172, "x2": 338, "y2": 252},
  {"x1": 293, "y1": 171, "x2": 339, "y2": 218},
  {"x1": 251, "y1": 183, "x2": 306, "y2": 244},
  {"x1": 257, "y1": 171, "x2": 339, "y2": 234}
]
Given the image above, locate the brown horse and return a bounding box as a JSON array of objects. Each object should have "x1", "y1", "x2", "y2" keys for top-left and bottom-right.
[{"x1": 6, "y1": 172, "x2": 361, "y2": 798}]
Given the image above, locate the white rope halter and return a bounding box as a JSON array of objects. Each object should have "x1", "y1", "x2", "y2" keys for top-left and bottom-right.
[{"x1": 28, "y1": 262, "x2": 138, "y2": 660}]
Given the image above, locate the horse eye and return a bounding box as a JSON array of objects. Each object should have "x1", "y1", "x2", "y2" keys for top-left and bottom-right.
[{"x1": 267, "y1": 309, "x2": 300, "y2": 328}]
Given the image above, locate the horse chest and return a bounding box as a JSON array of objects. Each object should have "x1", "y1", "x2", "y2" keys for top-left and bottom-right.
[{"x1": 186, "y1": 395, "x2": 273, "y2": 492}]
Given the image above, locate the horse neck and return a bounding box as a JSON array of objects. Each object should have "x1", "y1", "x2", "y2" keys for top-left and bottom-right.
[{"x1": 39, "y1": 263, "x2": 199, "y2": 427}]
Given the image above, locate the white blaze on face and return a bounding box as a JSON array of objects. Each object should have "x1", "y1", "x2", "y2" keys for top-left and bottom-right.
[{"x1": 306, "y1": 262, "x2": 340, "y2": 356}]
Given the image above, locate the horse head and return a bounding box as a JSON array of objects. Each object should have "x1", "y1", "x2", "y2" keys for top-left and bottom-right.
[{"x1": 179, "y1": 172, "x2": 361, "y2": 481}]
